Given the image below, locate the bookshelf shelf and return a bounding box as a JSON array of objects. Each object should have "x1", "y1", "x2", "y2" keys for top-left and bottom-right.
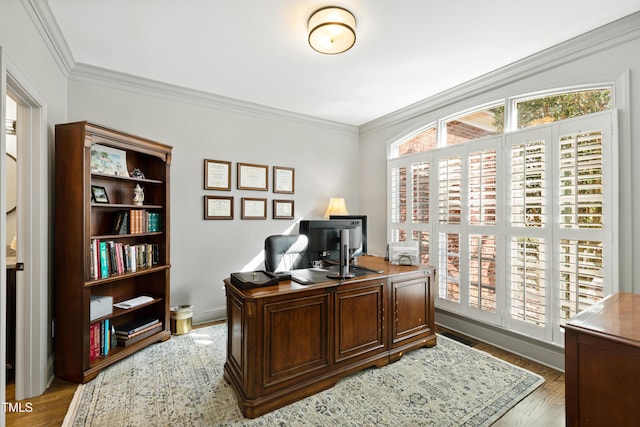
[
  {"x1": 87, "y1": 330, "x2": 171, "y2": 372},
  {"x1": 83, "y1": 265, "x2": 171, "y2": 287},
  {"x1": 55, "y1": 121, "x2": 173, "y2": 384},
  {"x1": 90, "y1": 203, "x2": 163, "y2": 209},
  {"x1": 89, "y1": 297, "x2": 164, "y2": 323},
  {"x1": 91, "y1": 172, "x2": 164, "y2": 185},
  {"x1": 91, "y1": 231, "x2": 164, "y2": 240}
]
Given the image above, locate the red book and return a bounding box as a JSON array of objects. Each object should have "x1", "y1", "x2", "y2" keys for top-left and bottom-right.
[{"x1": 89, "y1": 323, "x2": 101, "y2": 361}]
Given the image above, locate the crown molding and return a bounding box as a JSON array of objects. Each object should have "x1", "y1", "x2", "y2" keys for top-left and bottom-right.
[
  {"x1": 68, "y1": 63, "x2": 358, "y2": 135},
  {"x1": 360, "y1": 11, "x2": 640, "y2": 136},
  {"x1": 23, "y1": 1, "x2": 355, "y2": 134},
  {"x1": 20, "y1": 0, "x2": 75, "y2": 76}
]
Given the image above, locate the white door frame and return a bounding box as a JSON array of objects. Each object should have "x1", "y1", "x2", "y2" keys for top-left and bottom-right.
[{"x1": 1, "y1": 49, "x2": 50, "y2": 406}]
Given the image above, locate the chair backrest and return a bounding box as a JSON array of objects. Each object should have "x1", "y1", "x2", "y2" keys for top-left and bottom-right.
[{"x1": 264, "y1": 234, "x2": 311, "y2": 272}]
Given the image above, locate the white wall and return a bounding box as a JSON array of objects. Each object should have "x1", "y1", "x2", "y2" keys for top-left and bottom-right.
[
  {"x1": 67, "y1": 74, "x2": 360, "y2": 323},
  {"x1": 1, "y1": 0, "x2": 70, "y2": 404},
  {"x1": 358, "y1": 13, "x2": 640, "y2": 368}
]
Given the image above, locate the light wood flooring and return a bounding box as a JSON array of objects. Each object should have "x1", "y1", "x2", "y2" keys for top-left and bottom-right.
[{"x1": 5, "y1": 324, "x2": 565, "y2": 426}]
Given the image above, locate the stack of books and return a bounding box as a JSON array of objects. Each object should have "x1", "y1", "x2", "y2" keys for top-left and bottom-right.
[
  {"x1": 115, "y1": 318, "x2": 162, "y2": 347},
  {"x1": 89, "y1": 319, "x2": 114, "y2": 360}
]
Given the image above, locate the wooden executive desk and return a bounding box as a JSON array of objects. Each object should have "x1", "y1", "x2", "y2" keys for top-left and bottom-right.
[
  {"x1": 223, "y1": 256, "x2": 436, "y2": 418},
  {"x1": 564, "y1": 292, "x2": 640, "y2": 426}
]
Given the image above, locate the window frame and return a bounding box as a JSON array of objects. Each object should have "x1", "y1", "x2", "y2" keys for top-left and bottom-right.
[{"x1": 387, "y1": 88, "x2": 618, "y2": 346}]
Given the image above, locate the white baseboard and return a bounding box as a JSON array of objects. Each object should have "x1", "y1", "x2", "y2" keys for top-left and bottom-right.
[
  {"x1": 436, "y1": 308, "x2": 565, "y2": 372},
  {"x1": 192, "y1": 307, "x2": 226, "y2": 326},
  {"x1": 47, "y1": 353, "x2": 55, "y2": 387}
]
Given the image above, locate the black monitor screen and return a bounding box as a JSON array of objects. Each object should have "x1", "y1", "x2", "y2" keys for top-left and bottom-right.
[{"x1": 299, "y1": 219, "x2": 363, "y2": 262}]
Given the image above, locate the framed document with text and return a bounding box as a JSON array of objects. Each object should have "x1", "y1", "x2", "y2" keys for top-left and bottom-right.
[
  {"x1": 238, "y1": 163, "x2": 268, "y2": 191},
  {"x1": 204, "y1": 196, "x2": 234, "y2": 220},
  {"x1": 241, "y1": 198, "x2": 267, "y2": 219},
  {"x1": 273, "y1": 166, "x2": 295, "y2": 194},
  {"x1": 204, "y1": 159, "x2": 231, "y2": 190},
  {"x1": 273, "y1": 200, "x2": 294, "y2": 219}
]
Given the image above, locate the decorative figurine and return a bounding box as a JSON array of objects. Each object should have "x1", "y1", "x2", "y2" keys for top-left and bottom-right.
[
  {"x1": 130, "y1": 168, "x2": 145, "y2": 179},
  {"x1": 133, "y1": 184, "x2": 145, "y2": 206}
]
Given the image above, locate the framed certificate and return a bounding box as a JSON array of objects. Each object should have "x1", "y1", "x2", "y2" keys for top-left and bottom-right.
[
  {"x1": 273, "y1": 166, "x2": 295, "y2": 194},
  {"x1": 238, "y1": 163, "x2": 268, "y2": 191},
  {"x1": 204, "y1": 159, "x2": 231, "y2": 190},
  {"x1": 204, "y1": 196, "x2": 234, "y2": 220},
  {"x1": 241, "y1": 198, "x2": 267, "y2": 219},
  {"x1": 273, "y1": 200, "x2": 294, "y2": 219}
]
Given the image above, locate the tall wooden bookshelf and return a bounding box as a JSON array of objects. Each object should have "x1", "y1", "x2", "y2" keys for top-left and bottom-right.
[{"x1": 54, "y1": 121, "x2": 172, "y2": 383}]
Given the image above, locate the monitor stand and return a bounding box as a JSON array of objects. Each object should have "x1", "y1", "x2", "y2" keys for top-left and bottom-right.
[{"x1": 327, "y1": 229, "x2": 355, "y2": 279}]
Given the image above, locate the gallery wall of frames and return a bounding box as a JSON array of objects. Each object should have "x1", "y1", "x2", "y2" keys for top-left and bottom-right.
[{"x1": 203, "y1": 159, "x2": 295, "y2": 220}]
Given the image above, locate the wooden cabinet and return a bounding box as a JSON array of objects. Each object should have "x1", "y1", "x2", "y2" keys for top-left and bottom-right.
[
  {"x1": 54, "y1": 121, "x2": 172, "y2": 383},
  {"x1": 391, "y1": 273, "x2": 433, "y2": 353},
  {"x1": 334, "y1": 279, "x2": 385, "y2": 364},
  {"x1": 564, "y1": 292, "x2": 640, "y2": 426},
  {"x1": 224, "y1": 256, "x2": 435, "y2": 418}
]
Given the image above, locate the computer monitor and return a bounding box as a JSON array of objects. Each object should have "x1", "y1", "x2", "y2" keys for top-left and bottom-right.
[
  {"x1": 299, "y1": 219, "x2": 363, "y2": 264},
  {"x1": 330, "y1": 215, "x2": 367, "y2": 256}
]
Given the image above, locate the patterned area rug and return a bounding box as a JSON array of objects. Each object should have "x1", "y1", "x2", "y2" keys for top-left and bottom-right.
[{"x1": 63, "y1": 324, "x2": 543, "y2": 426}]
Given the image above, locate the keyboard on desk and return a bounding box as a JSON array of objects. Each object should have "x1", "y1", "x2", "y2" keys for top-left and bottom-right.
[{"x1": 289, "y1": 265, "x2": 380, "y2": 285}]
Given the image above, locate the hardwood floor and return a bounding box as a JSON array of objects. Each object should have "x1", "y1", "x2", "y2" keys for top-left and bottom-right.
[
  {"x1": 5, "y1": 378, "x2": 77, "y2": 427},
  {"x1": 5, "y1": 325, "x2": 565, "y2": 426}
]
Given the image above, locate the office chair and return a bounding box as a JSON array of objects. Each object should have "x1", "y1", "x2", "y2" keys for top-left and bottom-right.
[{"x1": 264, "y1": 234, "x2": 311, "y2": 272}]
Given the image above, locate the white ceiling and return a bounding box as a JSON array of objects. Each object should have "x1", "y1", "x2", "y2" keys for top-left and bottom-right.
[{"x1": 47, "y1": 0, "x2": 640, "y2": 126}]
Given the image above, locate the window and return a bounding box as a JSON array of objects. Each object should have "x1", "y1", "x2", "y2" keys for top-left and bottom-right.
[
  {"x1": 444, "y1": 103, "x2": 504, "y2": 146},
  {"x1": 388, "y1": 87, "x2": 616, "y2": 346},
  {"x1": 393, "y1": 125, "x2": 437, "y2": 157},
  {"x1": 515, "y1": 89, "x2": 612, "y2": 129}
]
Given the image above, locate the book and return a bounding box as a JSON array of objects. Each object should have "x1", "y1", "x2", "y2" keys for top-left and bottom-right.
[
  {"x1": 115, "y1": 317, "x2": 160, "y2": 336},
  {"x1": 120, "y1": 212, "x2": 129, "y2": 234},
  {"x1": 112, "y1": 211, "x2": 123, "y2": 234},
  {"x1": 117, "y1": 323, "x2": 162, "y2": 347},
  {"x1": 89, "y1": 239, "x2": 96, "y2": 279},
  {"x1": 128, "y1": 245, "x2": 137, "y2": 272},
  {"x1": 111, "y1": 211, "x2": 130, "y2": 234},
  {"x1": 116, "y1": 321, "x2": 162, "y2": 340},
  {"x1": 113, "y1": 295, "x2": 154, "y2": 309},
  {"x1": 89, "y1": 323, "x2": 101, "y2": 361},
  {"x1": 103, "y1": 319, "x2": 110, "y2": 356},
  {"x1": 99, "y1": 241, "x2": 109, "y2": 278}
]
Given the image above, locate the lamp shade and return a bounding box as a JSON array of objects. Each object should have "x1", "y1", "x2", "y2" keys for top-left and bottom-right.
[
  {"x1": 323, "y1": 197, "x2": 349, "y2": 218},
  {"x1": 308, "y1": 7, "x2": 356, "y2": 54}
]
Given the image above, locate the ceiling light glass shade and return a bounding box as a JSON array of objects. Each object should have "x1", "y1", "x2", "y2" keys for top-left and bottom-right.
[
  {"x1": 323, "y1": 197, "x2": 349, "y2": 218},
  {"x1": 308, "y1": 7, "x2": 356, "y2": 55}
]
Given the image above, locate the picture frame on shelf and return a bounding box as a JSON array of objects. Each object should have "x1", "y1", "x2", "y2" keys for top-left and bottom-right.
[
  {"x1": 241, "y1": 198, "x2": 267, "y2": 219},
  {"x1": 273, "y1": 166, "x2": 295, "y2": 194},
  {"x1": 204, "y1": 159, "x2": 231, "y2": 191},
  {"x1": 90, "y1": 144, "x2": 129, "y2": 177},
  {"x1": 204, "y1": 196, "x2": 234, "y2": 220},
  {"x1": 237, "y1": 162, "x2": 268, "y2": 191},
  {"x1": 91, "y1": 185, "x2": 110, "y2": 204},
  {"x1": 273, "y1": 200, "x2": 294, "y2": 219}
]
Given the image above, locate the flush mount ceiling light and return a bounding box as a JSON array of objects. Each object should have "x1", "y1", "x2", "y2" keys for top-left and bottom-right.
[{"x1": 308, "y1": 6, "x2": 356, "y2": 55}]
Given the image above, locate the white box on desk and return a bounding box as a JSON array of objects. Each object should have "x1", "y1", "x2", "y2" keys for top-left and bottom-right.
[{"x1": 90, "y1": 295, "x2": 113, "y2": 321}]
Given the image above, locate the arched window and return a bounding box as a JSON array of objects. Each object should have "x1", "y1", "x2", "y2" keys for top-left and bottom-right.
[{"x1": 388, "y1": 86, "x2": 616, "y2": 346}]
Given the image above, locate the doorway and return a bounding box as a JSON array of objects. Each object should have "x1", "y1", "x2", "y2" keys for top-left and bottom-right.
[
  {"x1": 1, "y1": 61, "x2": 50, "y2": 408},
  {"x1": 5, "y1": 94, "x2": 18, "y2": 390}
]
